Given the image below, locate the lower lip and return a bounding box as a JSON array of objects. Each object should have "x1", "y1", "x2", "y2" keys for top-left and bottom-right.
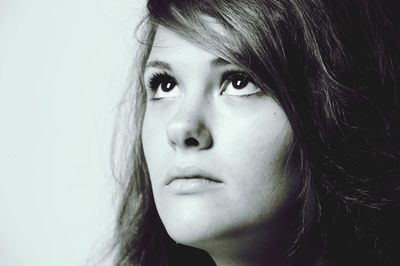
[{"x1": 166, "y1": 178, "x2": 223, "y2": 194}]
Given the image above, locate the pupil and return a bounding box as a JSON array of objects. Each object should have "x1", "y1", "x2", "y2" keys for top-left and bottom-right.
[
  {"x1": 233, "y1": 78, "x2": 248, "y2": 89},
  {"x1": 162, "y1": 81, "x2": 175, "y2": 92}
]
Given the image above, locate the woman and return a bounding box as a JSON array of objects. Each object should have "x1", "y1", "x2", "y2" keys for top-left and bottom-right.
[{"x1": 113, "y1": 0, "x2": 400, "y2": 265}]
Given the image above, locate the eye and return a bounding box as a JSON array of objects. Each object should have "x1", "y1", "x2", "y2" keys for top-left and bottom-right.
[
  {"x1": 147, "y1": 72, "x2": 181, "y2": 99},
  {"x1": 220, "y1": 71, "x2": 261, "y2": 96}
]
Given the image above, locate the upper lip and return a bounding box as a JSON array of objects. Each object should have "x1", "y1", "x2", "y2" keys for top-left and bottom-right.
[{"x1": 165, "y1": 165, "x2": 223, "y2": 185}]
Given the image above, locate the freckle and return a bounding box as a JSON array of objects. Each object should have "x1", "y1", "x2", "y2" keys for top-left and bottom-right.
[{"x1": 274, "y1": 112, "x2": 277, "y2": 115}]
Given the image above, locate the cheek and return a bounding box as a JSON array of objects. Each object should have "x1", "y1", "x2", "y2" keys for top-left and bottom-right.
[
  {"x1": 216, "y1": 101, "x2": 292, "y2": 178},
  {"x1": 141, "y1": 110, "x2": 169, "y2": 186},
  {"x1": 214, "y1": 105, "x2": 296, "y2": 217}
]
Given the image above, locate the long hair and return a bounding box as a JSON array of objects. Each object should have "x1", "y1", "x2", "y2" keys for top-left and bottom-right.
[{"x1": 113, "y1": 0, "x2": 400, "y2": 265}]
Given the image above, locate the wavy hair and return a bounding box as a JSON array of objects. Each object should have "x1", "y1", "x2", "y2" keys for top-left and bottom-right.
[{"x1": 113, "y1": 0, "x2": 400, "y2": 265}]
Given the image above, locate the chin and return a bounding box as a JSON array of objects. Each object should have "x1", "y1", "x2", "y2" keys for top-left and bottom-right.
[
  {"x1": 161, "y1": 208, "x2": 229, "y2": 247},
  {"x1": 167, "y1": 226, "x2": 215, "y2": 247}
]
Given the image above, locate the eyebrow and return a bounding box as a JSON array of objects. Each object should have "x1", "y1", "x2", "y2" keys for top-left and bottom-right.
[
  {"x1": 146, "y1": 60, "x2": 171, "y2": 71},
  {"x1": 210, "y1": 57, "x2": 230, "y2": 67},
  {"x1": 145, "y1": 57, "x2": 231, "y2": 70}
]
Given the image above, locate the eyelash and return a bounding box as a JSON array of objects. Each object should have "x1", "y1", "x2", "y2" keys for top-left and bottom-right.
[
  {"x1": 145, "y1": 69, "x2": 258, "y2": 99},
  {"x1": 221, "y1": 70, "x2": 250, "y2": 83},
  {"x1": 147, "y1": 71, "x2": 177, "y2": 92},
  {"x1": 220, "y1": 70, "x2": 256, "y2": 94}
]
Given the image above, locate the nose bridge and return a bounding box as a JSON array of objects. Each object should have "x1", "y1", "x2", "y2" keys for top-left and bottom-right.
[
  {"x1": 176, "y1": 92, "x2": 205, "y2": 124},
  {"x1": 166, "y1": 92, "x2": 212, "y2": 150}
]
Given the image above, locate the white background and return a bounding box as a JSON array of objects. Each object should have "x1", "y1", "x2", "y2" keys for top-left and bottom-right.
[{"x1": 0, "y1": 0, "x2": 145, "y2": 265}]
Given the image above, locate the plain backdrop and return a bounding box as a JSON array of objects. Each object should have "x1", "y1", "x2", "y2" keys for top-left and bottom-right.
[{"x1": 0, "y1": 0, "x2": 145, "y2": 265}]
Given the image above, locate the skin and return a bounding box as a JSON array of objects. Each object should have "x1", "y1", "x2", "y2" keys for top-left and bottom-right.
[{"x1": 142, "y1": 26, "x2": 300, "y2": 266}]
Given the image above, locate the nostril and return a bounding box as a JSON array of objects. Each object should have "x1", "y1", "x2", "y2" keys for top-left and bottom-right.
[{"x1": 185, "y1": 137, "x2": 199, "y2": 147}]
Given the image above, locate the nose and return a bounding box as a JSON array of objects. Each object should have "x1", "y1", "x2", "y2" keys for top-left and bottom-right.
[{"x1": 166, "y1": 103, "x2": 213, "y2": 151}]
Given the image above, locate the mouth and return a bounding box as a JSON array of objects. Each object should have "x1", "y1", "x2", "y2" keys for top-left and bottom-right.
[
  {"x1": 164, "y1": 166, "x2": 223, "y2": 194},
  {"x1": 165, "y1": 165, "x2": 223, "y2": 186}
]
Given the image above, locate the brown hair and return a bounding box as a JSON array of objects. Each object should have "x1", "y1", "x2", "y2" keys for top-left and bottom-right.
[{"x1": 113, "y1": 0, "x2": 400, "y2": 265}]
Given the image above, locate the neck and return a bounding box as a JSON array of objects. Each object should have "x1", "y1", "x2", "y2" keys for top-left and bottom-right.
[
  {"x1": 198, "y1": 225, "x2": 296, "y2": 266},
  {"x1": 208, "y1": 248, "x2": 292, "y2": 266},
  {"x1": 188, "y1": 201, "x2": 301, "y2": 266},
  {"x1": 204, "y1": 206, "x2": 300, "y2": 266}
]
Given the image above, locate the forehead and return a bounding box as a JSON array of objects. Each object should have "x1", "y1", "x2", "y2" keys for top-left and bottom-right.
[{"x1": 148, "y1": 26, "x2": 216, "y2": 64}]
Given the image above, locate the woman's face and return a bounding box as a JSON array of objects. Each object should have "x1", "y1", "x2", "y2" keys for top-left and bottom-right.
[{"x1": 142, "y1": 26, "x2": 298, "y2": 249}]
